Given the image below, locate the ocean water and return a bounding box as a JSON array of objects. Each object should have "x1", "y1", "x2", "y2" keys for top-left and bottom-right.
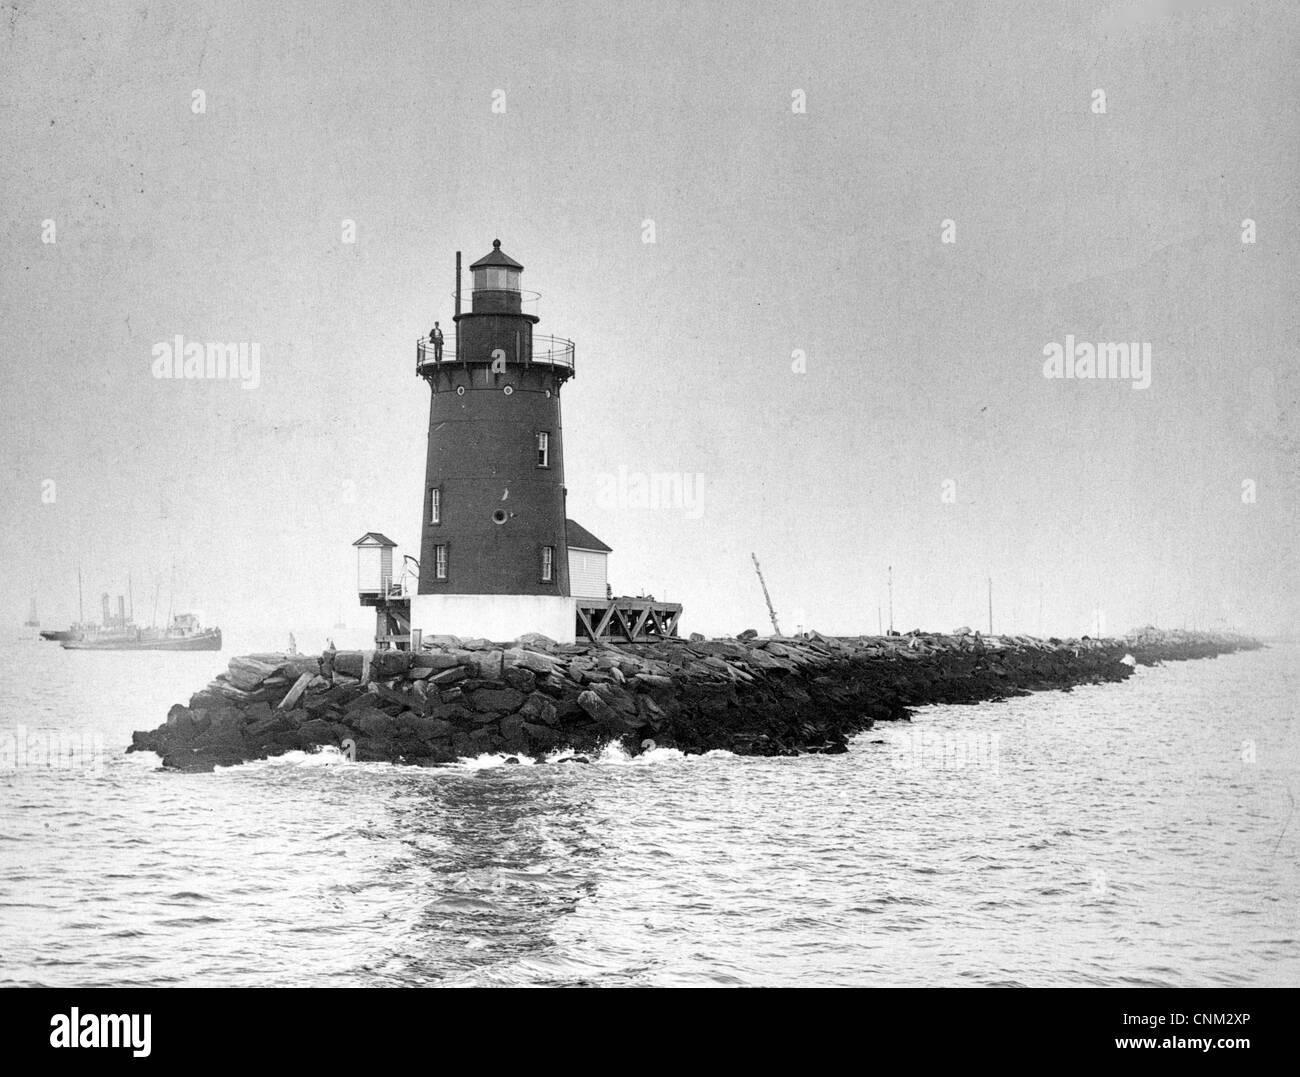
[{"x1": 0, "y1": 639, "x2": 1295, "y2": 987}]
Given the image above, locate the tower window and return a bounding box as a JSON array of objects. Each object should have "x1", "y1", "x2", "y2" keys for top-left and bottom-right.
[
  {"x1": 434, "y1": 545, "x2": 448, "y2": 580},
  {"x1": 541, "y1": 545, "x2": 554, "y2": 582},
  {"x1": 429, "y1": 487, "x2": 441, "y2": 525},
  {"x1": 536, "y1": 431, "x2": 550, "y2": 468}
]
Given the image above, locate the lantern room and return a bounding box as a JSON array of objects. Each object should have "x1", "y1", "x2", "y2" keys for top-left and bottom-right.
[{"x1": 469, "y1": 239, "x2": 524, "y2": 314}]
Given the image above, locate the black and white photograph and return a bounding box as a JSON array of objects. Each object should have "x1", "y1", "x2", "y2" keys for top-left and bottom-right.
[{"x1": 0, "y1": 0, "x2": 1295, "y2": 1051}]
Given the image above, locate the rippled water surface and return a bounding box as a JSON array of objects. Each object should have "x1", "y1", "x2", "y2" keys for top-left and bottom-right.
[{"x1": 1, "y1": 640, "x2": 1296, "y2": 986}]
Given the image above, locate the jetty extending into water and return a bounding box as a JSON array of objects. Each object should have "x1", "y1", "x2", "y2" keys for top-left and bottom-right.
[{"x1": 128, "y1": 628, "x2": 1261, "y2": 772}]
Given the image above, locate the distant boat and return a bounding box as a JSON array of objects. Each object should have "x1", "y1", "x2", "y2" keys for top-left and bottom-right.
[
  {"x1": 23, "y1": 597, "x2": 39, "y2": 628},
  {"x1": 62, "y1": 613, "x2": 221, "y2": 652},
  {"x1": 40, "y1": 627, "x2": 87, "y2": 642},
  {"x1": 40, "y1": 569, "x2": 93, "y2": 641}
]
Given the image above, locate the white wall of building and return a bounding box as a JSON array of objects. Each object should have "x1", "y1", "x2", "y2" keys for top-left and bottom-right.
[
  {"x1": 409, "y1": 594, "x2": 577, "y2": 644},
  {"x1": 568, "y1": 548, "x2": 608, "y2": 599},
  {"x1": 357, "y1": 546, "x2": 392, "y2": 593}
]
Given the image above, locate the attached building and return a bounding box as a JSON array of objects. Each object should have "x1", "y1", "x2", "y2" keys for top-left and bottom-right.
[{"x1": 566, "y1": 519, "x2": 611, "y2": 599}]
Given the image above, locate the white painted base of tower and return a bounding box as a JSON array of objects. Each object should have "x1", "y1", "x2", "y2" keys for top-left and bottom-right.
[{"x1": 409, "y1": 594, "x2": 577, "y2": 645}]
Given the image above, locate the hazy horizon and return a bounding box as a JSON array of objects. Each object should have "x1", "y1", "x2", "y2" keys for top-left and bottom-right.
[{"x1": 3, "y1": 0, "x2": 1297, "y2": 650}]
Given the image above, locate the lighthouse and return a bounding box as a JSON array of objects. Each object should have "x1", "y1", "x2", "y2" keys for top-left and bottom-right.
[{"x1": 410, "y1": 240, "x2": 580, "y2": 642}]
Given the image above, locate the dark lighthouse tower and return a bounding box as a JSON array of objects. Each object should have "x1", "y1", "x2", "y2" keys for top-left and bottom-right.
[{"x1": 411, "y1": 240, "x2": 578, "y2": 642}]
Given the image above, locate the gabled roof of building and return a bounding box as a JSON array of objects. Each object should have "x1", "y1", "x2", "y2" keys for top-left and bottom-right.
[
  {"x1": 566, "y1": 519, "x2": 611, "y2": 553},
  {"x1": 352, "y1": 532, "x2": 398, "y2": 547},
  {"x1": 470, "y1": 239, "x2": 523, "y2": 271}
]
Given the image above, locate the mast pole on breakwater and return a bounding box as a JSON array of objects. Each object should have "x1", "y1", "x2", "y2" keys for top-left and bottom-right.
[
  {"x1": 988, "y1": 576, "x2": 993, "y2": 635},
  {"x1": 751, "y1": 553, "x2": 782, "y2": 636},
  {"x1": 888, "y1": 565, "x2": 894, "y2": 633}
]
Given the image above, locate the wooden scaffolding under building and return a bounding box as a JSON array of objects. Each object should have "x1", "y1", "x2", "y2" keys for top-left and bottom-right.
[{"x1": 574, "y1": 597, "x2": 681, "y2": 643}]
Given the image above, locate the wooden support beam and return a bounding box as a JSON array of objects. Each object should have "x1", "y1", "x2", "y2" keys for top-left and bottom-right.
[
  {"x1": 631, "y1": 606, "x2": 652, "y2": 638},
  {"x1": 594, "y1": 604, "x2": 617, "y2": 638}
]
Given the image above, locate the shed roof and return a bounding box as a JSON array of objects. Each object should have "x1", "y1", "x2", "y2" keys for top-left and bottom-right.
[
  {"x1": 566, "y1": 519, "x2": 612, "y2": 553},
  {"x1": 352, "y1": 532, "x2": 398, "y2": 547}
]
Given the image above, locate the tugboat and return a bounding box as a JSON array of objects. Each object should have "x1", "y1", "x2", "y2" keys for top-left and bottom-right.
[{"x1": 62, "y1": 613, "x2": 222, "y2": 651}]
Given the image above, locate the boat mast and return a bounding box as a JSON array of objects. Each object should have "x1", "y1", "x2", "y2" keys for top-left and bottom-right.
[
  {"x1": 77, "y1": 566, "x2": 83, "y2": 626},
  {"x1": 166, "y1": 560, "x2": 175, "y2": 627}
]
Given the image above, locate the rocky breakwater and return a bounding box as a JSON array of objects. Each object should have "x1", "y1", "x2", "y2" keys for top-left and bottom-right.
[
  {"x1": 1123, "y1": 625, "x2": 1263, "y2": 665},
  {"x1": 128, "y1": 629, "x2": 1261, "y2": 771}
]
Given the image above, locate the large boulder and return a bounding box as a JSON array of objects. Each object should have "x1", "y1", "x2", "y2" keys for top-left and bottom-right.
[
  {"x1": 372, "y1": 681, "x2": 418, "y2": 709},
  {"x1": 161, "y1": 747, "x2": 248, "y2": 773},
  {"x1": 226, "y1": 656, "x2": 282, "y2": 691},
  {"x1": 499, "y1": 714, "x2": 527, "y2": 743},
  {"x1": 578, "y1": 689, "x2": 640, "y2": 733},
  {"x1": 503, "y1": 666, "x2": 536, "y2": 693},
  {"x1": 469, "y1": 688, "x2": 526, "y2": 713},
  {"x1": 522, "y1": 721, "x2": 560, "y2": 749},
  {"x1": 413, "y1": 650, "x2": 470, "y2": 670},
  {"x1": 166, "y1": 702, "x2": 194, "y2": 726},
  {"x1": 352, "y1": 707, "x2": 396, "y2": 738},
  {"x1": 535, "y1": 672, "x2": 568, "y2": 697},
  {"x1": 468, "y1": 650, "x2": 504, "y2": 679},
  {"x1": 501, "y1": 647, "x2": 559, "y2": 671},
  {"x1": 425, "y1": 700, "x2": 471, "y2": 723},
  {"x1": 520, "y1": 692, "x2": 558, "y2": 726},
  {"x1": 280, "y1": 655, "x2": 323, "y2": 680},
  {"x1": 196, "y1": 710, "x2": 245, "y2": 749},
  {"x1": 332, "y1": 651, "x2": 365, "y2": 678},
  {"x1": 593, "y1": 681, "x2": 637, "y2": 716},
  {"x1": 633, "y1": 672, "x2": 674, "y2": 691},
  {"x1": 396, "y1": 712, "x2": 453, "y2": 741},
  {"x1": 298, "y1": 718, "x2": 338, "y2": 745},
  {"x1": 690, "y1": 640, "x2": 748, "y2": 659},
  {"x1": 371, "y1": 650, "x2": 412, "y2": 677}
]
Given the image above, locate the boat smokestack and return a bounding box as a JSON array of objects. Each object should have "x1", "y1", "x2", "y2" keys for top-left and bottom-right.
[
  {"x1": 117, "y1": 596, "x2": 126, "y2": 627},
  {"x1": 455, "y1": 251, "x2": 462, "y2": 318},
  {"x1": 101, "y1": 593, "x2": 110, "y2": 628}
]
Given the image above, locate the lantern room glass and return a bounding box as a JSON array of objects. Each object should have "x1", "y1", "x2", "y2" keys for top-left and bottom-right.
[{"x1": 474, "y1": 267, "x2": 520, "y2": 292}]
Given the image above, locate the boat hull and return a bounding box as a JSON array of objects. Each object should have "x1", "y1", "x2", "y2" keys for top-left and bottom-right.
[
  {"x1": 40, "y1": 629, "x2": 84, "y2": 642},
  {"x1": 62, "y1": 629, "x2": 222, "y2": 652}
]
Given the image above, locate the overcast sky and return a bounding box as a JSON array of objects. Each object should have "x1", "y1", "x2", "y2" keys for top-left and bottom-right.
[{"x1": 2, "y1": 0, "x2": 1296, "y2": 649}]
